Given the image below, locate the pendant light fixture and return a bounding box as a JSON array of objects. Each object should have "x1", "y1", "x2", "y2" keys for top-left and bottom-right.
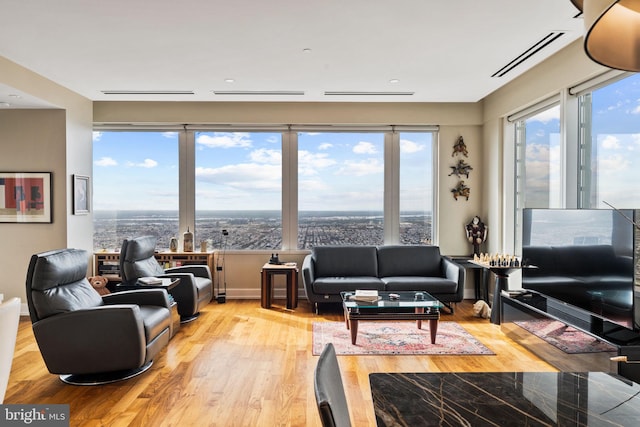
[{"x1": 570, "y1": 0, "x2": 640, "y2": 72}]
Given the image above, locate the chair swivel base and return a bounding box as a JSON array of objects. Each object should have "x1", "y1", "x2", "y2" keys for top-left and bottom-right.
[
  {"x1": 59, "y1": 361, "x2": 153, "y2": 386},
  {"x1": 180, "y1": 312, "x2": 200, "y2": 323}
]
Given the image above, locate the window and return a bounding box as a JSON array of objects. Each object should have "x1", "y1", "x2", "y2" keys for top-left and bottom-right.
[
  {"x1": 399, "y1": 132, "x2": 434, "y2": 244},
  {"x1": 194, "y1": 131, "x2": 283, "y2": 250},
  {"x1": 297, "y1": 132, "x2": 384, "y2": 247},
  {"x1": 93, "y1": 126, "x2": 438, "y2": 251},
  {"x1": 578, "y1": 73, "x2": 640, "y2": 209},
  {"x1": 92, "y1": 131, "x2": 179, "y2": 250},
  {"x1": 515, "y1": 104, "x2": 562, "y2": 210}
]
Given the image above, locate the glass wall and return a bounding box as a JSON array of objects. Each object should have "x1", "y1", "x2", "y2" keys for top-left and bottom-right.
[
  {"x1": 297, "y1": 132, "x2": 384, "y2": 248},
  {"x1": 93, "y1": 127, "x2": 437, "y2": 251},
  {"x1": 194, "y1": 131, "x2": 283, "y2": 250},
  {"x1": 579, "y1": 74, "x2": 640, "y2": 209},
  {"x1": 515, "y1": 104, "x2": 562, "y2": 210},
  {"x1": 92, "y1": 131, "x2": 179, "y2": 250},
  {"x1": 399, "y1": 132, "x2": 434, "y2": 244}
]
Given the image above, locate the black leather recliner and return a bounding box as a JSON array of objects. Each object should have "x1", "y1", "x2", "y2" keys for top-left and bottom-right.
[
  {"x1": 119, "y1": 236, "x2": 213, "y2": 322},
  {"x1": 25, "y1": 248, "x2": 172, "y2": 385}
]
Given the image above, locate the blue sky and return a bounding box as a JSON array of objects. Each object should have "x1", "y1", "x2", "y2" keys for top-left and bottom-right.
[
  {"x1": 525, "y1": 73, "x2": 640, "y2": 209},
  {"x1": 93, "y1": 130, "x2": 433, "y2": 211}
]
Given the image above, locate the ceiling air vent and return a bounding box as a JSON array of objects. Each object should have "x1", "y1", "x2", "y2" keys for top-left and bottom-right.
[
  {"x1": 324, "y1": 91, "x2": 414, "y2": 96},
  {"x1": 491, "y1": 31, "x2": 565, "y2": 78},
  {"x1": 101, "y1": 90, "x2": 195, "y2": 95},
  {"x1": 212, "y1": 90, "x2": 305, "y2": 96}
]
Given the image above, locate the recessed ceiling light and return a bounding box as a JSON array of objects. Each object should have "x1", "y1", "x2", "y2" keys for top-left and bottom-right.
[
  {"x1": 224, "y1": 78, "x2": 235, "y2": 83},
  {"x1": 389, "y1": 79, "x2": 400, "y2": 84},
  {"x1": 302, "y1": 48, "x2": 312, "y2": 53},
  {"x1": 8, "y1": 94, "x2": 21, "y2": 98},
  {"x1": 0, "y1": 102, "x2": 10, "y2": 107}
]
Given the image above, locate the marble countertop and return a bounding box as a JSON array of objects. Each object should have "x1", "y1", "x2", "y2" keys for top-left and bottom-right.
[{"x1": 370, "y1": 372, "x2": 640, "y2": 426}]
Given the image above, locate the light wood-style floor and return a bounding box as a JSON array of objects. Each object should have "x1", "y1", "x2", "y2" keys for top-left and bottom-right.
[{"x1": 5, "y1": 299, "x2": 555, "y2": 426}]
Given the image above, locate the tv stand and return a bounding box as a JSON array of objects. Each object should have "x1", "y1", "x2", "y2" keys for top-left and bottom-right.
[{"x1": 501, "y1": 290, "x2": 640, "y2": 383}]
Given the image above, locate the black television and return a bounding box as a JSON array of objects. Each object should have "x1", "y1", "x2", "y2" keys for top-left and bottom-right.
[{"x1": 521, "y1": 208, "x2": 639, "y2": 332}]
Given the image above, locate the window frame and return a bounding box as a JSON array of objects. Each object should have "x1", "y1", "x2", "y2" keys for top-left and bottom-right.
[{"x1": 93, "y1": 125, "x2": 438, "y2": 251}]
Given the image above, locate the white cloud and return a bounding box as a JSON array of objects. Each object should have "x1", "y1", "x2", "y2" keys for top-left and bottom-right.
[
  {"x1": 127, "y1": 158, "x2": 158, "y2": 168},
  {"x1": 400, "y1": 139, "x2": 425, "y2": 154},
  {"x1": 249, "y1": 148, "x2": 281, "y2": 164},
  {"x1": 92, "y1": 131, "x2": 103, "y2": 142},
  {"x1": 196, "y1": 163, "x2": 281, "y2": 191},
  {"x1": 318, "y1": 143, "x2": 333, "y2": 150},
  {"x1": 94, "y1": 156, "x2": 117, "y2": 166},
  {"x1": 600, "y1": 135, "x2": 621, "y2": 149},
  {"x1": 337, "y1": 158, "x2": 383, "y2": 176},
  {"x1": 196, "y1": 132, "x2": 252, "y2": 148},
  {"x1": 353, "y1": 141, "x2": 377, "y2": 154},
  {"x1": 599, "y1": 154, "x2": 631, "y2": 173},
  {"x1": 162, "y1": 132, "x2": 178, "y2": 138},
  {"x1": 298, "y1": 150, "x2": 337, "y2": 176}
]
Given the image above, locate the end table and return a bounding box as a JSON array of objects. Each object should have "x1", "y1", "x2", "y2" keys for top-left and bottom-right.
[{"x1": 261, "y1": 263, "x2": 298, "y2": 309}]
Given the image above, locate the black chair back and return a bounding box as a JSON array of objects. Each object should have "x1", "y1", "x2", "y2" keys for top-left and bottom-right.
[
  {"x1": 120, "y1": 236, "x2": 164, "y2": 281},
  {"x1": 314, "y1": 343, "x2": 352, "y2": 427},
  {"x1": 25, "y1": 248, "x2": 102, "y2": 323}
]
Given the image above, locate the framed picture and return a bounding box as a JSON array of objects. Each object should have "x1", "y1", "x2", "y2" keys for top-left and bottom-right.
[
  {"x1": 73, "y1": 174, "x2": 90, "y2": 215},
  {"x1": 0, "y1": 172, "x2": 52, "y2": 223}
]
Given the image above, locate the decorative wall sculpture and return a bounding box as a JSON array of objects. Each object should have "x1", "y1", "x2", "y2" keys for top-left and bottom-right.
[{"x1": 450, "y1": 136, "x2": 471, "y2": 201}]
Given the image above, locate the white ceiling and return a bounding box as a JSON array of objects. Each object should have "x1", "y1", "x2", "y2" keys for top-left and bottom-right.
[{"x1": 0, "y1": 0, "x2": 583, "y2": 108}]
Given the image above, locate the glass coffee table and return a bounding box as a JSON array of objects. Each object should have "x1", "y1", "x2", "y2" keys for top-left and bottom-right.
[{"x1": 340, "y1": 291, "x2": 444, "y2": 345}]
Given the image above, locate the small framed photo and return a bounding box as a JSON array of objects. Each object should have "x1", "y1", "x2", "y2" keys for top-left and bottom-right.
[
  {"x1": 0, "y1": 172, "x2": 52, "y2": 223},
  {"x1": 73, "y1": 174, "x2": 90, "y2": 215}
]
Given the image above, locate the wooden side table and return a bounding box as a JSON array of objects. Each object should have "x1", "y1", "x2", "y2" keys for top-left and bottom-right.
[{"x1": 261, "y1": 263, "x2": 298, "y2": 309}]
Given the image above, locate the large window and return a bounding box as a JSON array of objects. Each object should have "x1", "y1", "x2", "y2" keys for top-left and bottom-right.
[
  {"x1": 579, "y1": 73, "x2": 640, "y2": 209},
  {"x1": 515, "y1": 104, "x2": 562, "y2": 210},
  {"x1": 195, "y1": 131, "x2": 283, "y2": 250},
  {"x1": 93, "y1": 127, "x2": 437, "y2": 251},
  {"x1": 92, "y1": 131, "x2": 179, "y2": 250},
  {"x1": 298, "y1": 132, "x2": 384, "y2": 247},
  {"x1": 399, "y1": 132, "x2": 433, "y2": 244}
]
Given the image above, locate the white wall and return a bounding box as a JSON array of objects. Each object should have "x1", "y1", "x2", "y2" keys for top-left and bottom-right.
[{"x1": 0, "y1": 57, "x2": 92, "y2": 311}]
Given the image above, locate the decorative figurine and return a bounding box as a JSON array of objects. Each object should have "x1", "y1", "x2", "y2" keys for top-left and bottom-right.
[
  {"x1": 451, "y1": 180, "x2": 470, "y2": 201},
  {"x1": 452, "y1": 135, "x2": 468, "y2": 157},
  {"x1": 448, "y1": 159, "x2": 473, "y2": 178},
  {"x1": 465, "y1": 216, "x2": 487, "y2": 256}
]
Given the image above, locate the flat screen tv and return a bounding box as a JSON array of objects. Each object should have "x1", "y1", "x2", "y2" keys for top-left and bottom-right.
[{"x1": 521, "y1": 208, "x2": 639, "y2": 332}]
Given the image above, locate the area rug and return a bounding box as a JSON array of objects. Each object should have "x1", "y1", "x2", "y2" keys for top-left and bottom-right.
[
  {"x1": 312, "y1": 321, "x2": 495, "y2": 356},
  {"x1": 514, "y1": 319, "x2": 617, "y2": 354}
]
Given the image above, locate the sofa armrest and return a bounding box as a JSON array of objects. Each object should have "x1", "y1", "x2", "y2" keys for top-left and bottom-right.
[
  {"x1": 165, "y1": 265, "x2": 212, "y2": 279},
  {"x1": 103, "y1": 288, "x2": 171, "y2": 308},
  {"x1": 442, "y1": 258, "x2": 465, "y2": 299}
]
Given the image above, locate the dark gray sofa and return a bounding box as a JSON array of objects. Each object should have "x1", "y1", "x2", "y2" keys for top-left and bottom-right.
[
  {"x1": 302, "y1": 245, "x2": 465, "y2": 313},
  {"x1": 522, "y1": 245, "x2": 634, "y2": 316}
]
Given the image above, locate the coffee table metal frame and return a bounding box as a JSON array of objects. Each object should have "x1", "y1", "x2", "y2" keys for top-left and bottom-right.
[{"x1": 340, "y1": 291, "x2": 443, "y2": 345}]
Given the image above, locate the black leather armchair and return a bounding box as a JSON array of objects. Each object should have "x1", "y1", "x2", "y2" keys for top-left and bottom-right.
[
  {"x1": 25, "y1": 248, "x2": 172, "y2": 385},
  {"x1": 119, "y1": 236, "x2": 213, "y2": 322}
]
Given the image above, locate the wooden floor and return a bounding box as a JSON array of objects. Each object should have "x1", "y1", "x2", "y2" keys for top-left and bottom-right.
[{"x1": 5, "y1": 299, "x2": 555, "y2": 426}]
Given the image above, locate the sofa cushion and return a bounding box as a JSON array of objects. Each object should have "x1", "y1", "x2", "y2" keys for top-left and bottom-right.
[
  {"x1": 312, "y1": 246, "x2": 378, "y2": 278},
  {"x1": 312, "y1": 277, "x2": 385, "y2": 295},
  {"x1": 377, "y1": 245, "x2": 442, "y2": 278},
  {"x1": 382, "y1": 277, "x2": 457, "y2": 293}
]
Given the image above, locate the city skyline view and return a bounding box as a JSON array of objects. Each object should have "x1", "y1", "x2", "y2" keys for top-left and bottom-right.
[{"x1": 93, "y1": 209, "x2": 431, "y2": 251}]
